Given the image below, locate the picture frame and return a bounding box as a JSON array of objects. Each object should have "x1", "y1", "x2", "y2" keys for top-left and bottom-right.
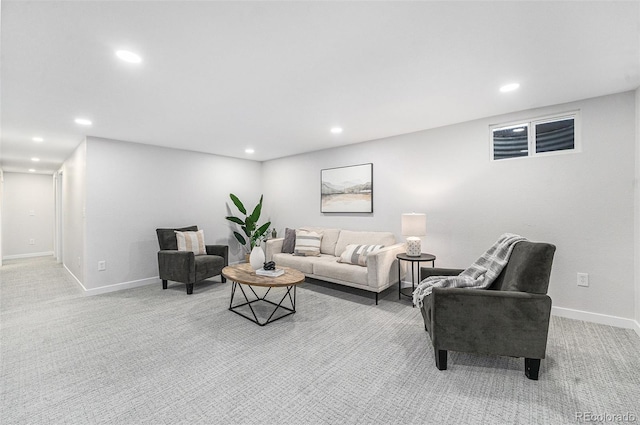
[{"x1": 321, "y1": 163, "x2": 373, "y2": 213}]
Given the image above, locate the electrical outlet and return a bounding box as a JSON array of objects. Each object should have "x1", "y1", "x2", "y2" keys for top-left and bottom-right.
[
  {"x1": 98, "y1": 261, "x2": 106, "y2": 271},
  {"x1": 29, "y1": 238, "x2": 35, "y2": 245},
  {"x1": 577, "y1": 272, "x2": 589, "y2": 287}
]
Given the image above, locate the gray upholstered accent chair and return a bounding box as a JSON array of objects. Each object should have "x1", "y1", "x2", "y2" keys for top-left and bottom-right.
[
  {"x1": 419, "y1": 241, "x2": 555, "y2": 380},
  {"x1": 156, "y1": 226, "x2": 228, "y2": 294}
]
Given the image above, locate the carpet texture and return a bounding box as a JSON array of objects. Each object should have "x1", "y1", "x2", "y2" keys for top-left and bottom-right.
[{"x1": 1, "y1": 257, "x2": 639, "y2": 424}]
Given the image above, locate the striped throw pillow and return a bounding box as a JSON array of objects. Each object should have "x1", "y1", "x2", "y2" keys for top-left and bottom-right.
[
  {"x1": 294, "y1": 230, "x2": 322, "y2": 257},
  {"x1": 338, "y1": 244, "x2": 384, "y2": 266},
  {"x1": 175, "y1": 230, "x2": 207, "y2": 255}
]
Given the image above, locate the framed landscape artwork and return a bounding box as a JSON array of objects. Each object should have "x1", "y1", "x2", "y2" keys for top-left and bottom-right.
[{"x1": 321, "y1": 163, "x2": 373, "y2": 213}]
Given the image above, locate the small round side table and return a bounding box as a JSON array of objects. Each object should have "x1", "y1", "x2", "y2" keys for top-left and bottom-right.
[{"x1": 397, "y1": 252, "x2": 436, "y2": 302}]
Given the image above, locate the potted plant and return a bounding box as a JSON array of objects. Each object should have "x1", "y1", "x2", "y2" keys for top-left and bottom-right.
[{"x1": 226, "y1": 194, "x2": 271, "y2": 266}]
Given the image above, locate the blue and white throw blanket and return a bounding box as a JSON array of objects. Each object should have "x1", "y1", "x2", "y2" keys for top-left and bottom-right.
[{"x1": 412, "y1": 233, "x2": 527, "y2": 308}]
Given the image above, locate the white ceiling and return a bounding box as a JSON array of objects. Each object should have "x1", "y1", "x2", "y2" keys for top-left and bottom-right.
[{"x1": 2, "y1": 1, "x2": 639, "y2": 174}]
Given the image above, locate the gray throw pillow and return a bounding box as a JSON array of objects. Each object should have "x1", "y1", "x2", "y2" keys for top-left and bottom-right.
[{"x1": 282, "y1": 228, "x2": 296, "y2": 254}]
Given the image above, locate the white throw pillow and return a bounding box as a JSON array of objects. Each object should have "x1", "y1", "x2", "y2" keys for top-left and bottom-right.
[
  {"x1": 338, "y1": 244, "x2": 384, "y2": 266},
  {"x1": 175, "y1": 230, "x2": 207, "y2": 255},
  {"x1": 294, "y1": 229, "x2": 322, "y2": 257}
]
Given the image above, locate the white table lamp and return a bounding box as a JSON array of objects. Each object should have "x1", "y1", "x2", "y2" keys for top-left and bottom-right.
[{"x1": 402, "y1": 213, "x2": 426, "y2": 257}]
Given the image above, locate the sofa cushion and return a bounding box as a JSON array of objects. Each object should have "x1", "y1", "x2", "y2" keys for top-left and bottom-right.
[
  {"x1": 156, "y1": 225, "x2": 198, "y2": 250},
  {"x1": 301, "y1": 227, "x2": 341, "y2": 255},
  {"x1": 334, "y1": 230, "x2": 396, "y2": 257},
  {"x1": 294, "y1": 230, "x2": 322, "y2": 256},
  {"x1": 175, "y1": 230, "x2": 206, "y2": 255},
  {"x1": 272, "y1": 253, "x2": 335, "y2": 274},
  {"x1": 338, "y1": 244, "x2": 384, "y2": 266},
  {"x1": 194, "y1": 255, "x2": 225, "y2": 282},
  {"x1": 313, "y1": 260, "x2": 368, "y2": 286},
  {"x1": 282, "y1": 228, "x2": 296, "y2": 254}
]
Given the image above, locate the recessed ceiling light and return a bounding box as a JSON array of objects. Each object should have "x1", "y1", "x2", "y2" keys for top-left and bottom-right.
[
  {"x1": 31, "y1": 157, "x2": 40, "y2": 162},
  {"x1": 75, "y1": 118, "x2": 92, "y2": 126},
  {"x1": 330, "y1": 127, "x2": 343, "y2": 134},
  {"x1": 512, "y1": 128, "x2": 525, "y2": 133},
  {"x1": 32, "y1": 137, "x2": 44, "y2": 142},
  {"x1": 29, "y1": 169, "x2": 36, "y2": 172},
  {"x1": 245, "y1": 148, "x2": 255, "y2": 154},
  {"x1": 116, "y1": 50, "x2": 142, "y2": 64},
  {"x1": 500, "y1": 83, "x2": 520, "y2": 93}
]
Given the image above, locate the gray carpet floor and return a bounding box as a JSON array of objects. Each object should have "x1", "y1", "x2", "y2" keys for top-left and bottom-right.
[{"x1": 1, "y1": 257, "x2": 639, "y2": 424}]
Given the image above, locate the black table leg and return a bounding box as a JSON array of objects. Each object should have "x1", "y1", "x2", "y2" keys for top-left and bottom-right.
[{"x1": 229, "y1": 281, "x2": 297, "y2": 326}]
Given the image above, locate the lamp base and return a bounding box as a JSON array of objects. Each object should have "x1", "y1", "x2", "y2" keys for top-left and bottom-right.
[{"x1": 406, "y1": 237, "x2": 421, "y2": 257}]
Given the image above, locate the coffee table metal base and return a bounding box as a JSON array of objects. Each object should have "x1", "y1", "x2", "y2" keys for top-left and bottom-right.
[{"x1": 229, "y1": 281, "x2": 297, "y2": 326}]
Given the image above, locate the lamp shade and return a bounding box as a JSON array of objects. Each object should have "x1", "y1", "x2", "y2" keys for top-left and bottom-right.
[{"x1": 401, "y1": 213, "x2": 426, "y2": 237}]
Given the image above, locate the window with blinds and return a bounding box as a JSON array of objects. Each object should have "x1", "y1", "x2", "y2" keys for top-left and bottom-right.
[{"x1": 491, "y1": 112, "x2": 578, "y2": 161}]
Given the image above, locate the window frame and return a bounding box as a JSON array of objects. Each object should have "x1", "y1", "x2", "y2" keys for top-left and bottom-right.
[{"x1": 490, "y1": 111, "x2": 581, "y2": 161}]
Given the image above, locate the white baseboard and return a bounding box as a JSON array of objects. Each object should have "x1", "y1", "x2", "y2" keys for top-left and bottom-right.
[
  {"x1": 55, "y1": 267, "x2": 640, "y2": 339},
  {"x1": 552, "y1": 306, "x2": 639, "y2": 334},
  {"x1": 3, "y1": 251, "x2": 54, "y2": 260},
  {"x1": 62, "y1": 265, "x2": 158, "y2": 296},
  {"x1": 82, "y1": 277, "x2": 159, "y2": 296},
  {"x1": 400, "y1": 279, "x2": 417, "y2": 288}
]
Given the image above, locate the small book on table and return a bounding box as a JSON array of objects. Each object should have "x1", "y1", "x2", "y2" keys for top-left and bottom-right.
[{"x1": 256, "y1": 268, "x2": 285, "y2": 277}]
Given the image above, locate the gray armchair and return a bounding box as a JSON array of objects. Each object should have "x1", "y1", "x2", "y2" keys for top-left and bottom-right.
[
  {"x1": 419, "y1": 241, "x2": 555, "y2": 380},
  {"x1": 156, "y1": 226, "x2": 228, "y2": 294}
]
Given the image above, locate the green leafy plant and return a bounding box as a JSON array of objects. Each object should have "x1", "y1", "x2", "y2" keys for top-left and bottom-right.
[{"x1": 225, "y1": 194, "x2": 271, "y2": 253}]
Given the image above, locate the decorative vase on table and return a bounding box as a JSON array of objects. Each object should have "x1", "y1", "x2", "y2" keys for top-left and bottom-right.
[{"x1": 249, "y1": 246, "x2": 265, "y2": 270}]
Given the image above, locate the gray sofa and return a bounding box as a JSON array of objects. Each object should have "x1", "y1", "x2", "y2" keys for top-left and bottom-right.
[
  {"x1": 265, "y1": 227, "x2": 405, "y2": 304},
  {"x1": 419, "y1": 240, "x2": 555, "y2": 380}
]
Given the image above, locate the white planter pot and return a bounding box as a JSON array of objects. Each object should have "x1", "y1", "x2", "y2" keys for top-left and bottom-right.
[{"x1": 249, "y1": 246, "x2": 265, "y2": 270}]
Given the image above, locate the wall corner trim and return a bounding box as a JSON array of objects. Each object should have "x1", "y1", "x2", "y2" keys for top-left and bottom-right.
[{"x1": 63, "y1": 263, "x2": 84, "y2": 291}]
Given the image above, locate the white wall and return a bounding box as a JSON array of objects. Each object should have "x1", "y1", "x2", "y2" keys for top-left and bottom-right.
[
  {"x1": 62, "y1": 140, "x2": 87, "y2": 282},
  {"x1": 0, "y1": 170, "x2": 4, "y2": 266},
  {"x1": 636, "y1": 88, "x2": 640, "y2": 333},
  {"x1": 1, "y1": 172, "x2": 54, "y2": 259},
  {"x1": 61, "y1": 140, "x2": 87, "y2": 284},
  {"x1": 81, "y1": 137, "x2": 262, "y2": 293},
  {"x1": 55, "y1": 92, "x2": 636, "y2": 327},
  {"x1": 263, "y1": 91, "x2": 637, "y2": 323}
]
